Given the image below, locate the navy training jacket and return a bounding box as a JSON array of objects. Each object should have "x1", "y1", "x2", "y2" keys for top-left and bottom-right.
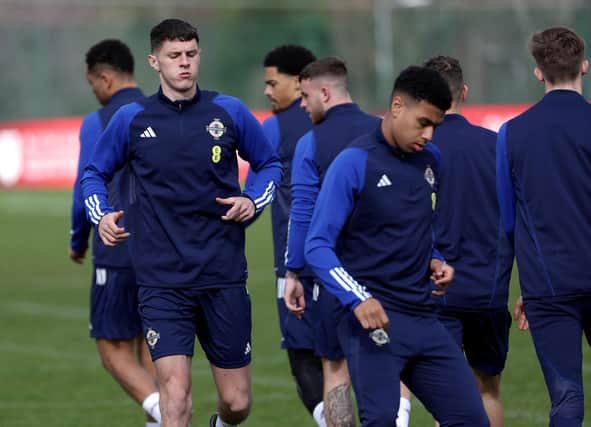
[
  {"x1": 285, "y1": 103, "x2": 380, "y2": 274},
  {"x1": 306, "y1": 125, "x2": 444, "y2": 314},
  {"x1": 245, "y1": 99, "x2": 312, "y2": 277},
  {"x1": 497, "y1": 90, "x2": 591, "y2": 300},
  {"x1": 82, "y1": 87, "x2": 283, "y2": 288},
  {"x1": 432, "y1": 114, "x2": 513, "y2": 309},
  {"x1": 70, "y1": 87, "x2": 144, "y2": 268}
]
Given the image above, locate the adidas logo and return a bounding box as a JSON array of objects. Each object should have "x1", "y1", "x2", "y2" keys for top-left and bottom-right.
[
  {"x1": 244, "y1": 342, "x2": 251, "y2": 355},
  {"x1": 140, "y1": 126, "x2": 157, "y2": 138},
  {"x1": 377, "y1": 174, "x2": 392, "y2": 187}
]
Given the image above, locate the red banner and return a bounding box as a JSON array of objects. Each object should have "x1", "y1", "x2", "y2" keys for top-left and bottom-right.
[
  {"x1": 461, "y1": 104, "x2": 530, "y2": 133},
  {"x1": 0, "y1": 106, "x2": 528, "y2": 189},
  {"x1": 0, "y1": 118, "x2": 81, "y2": 188}
]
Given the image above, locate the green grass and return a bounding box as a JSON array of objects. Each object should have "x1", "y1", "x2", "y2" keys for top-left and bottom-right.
[{"x1": 0, "y1": 190, "x2": 589, "y2": 426}]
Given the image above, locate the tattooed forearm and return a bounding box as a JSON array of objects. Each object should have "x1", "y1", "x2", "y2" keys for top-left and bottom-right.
[{"x1": 326, "y1": 383, "x2": 355, "y2": 427}]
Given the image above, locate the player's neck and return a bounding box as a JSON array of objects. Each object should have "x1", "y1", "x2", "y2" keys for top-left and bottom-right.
[
  {"x1": 446, "y1": 103, "x2": 462, "y2": 115},
  {"x1": 544, "y1": 80, "x2": 582, "y2": 95},
  {"x1": 380, "y1": 117, "x2": 397, "y2": 149},
  {"x1": 162, "y1": 84, "x2": 197, "y2": 102}
]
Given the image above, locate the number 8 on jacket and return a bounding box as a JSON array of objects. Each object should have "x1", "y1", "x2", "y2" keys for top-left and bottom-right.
[{"x1": 212, "y1": 145, "x2": 221, "y2": 163}]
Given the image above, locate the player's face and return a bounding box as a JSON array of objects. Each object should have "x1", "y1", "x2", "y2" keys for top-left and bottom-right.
[
  {"x1": 264, "y1": 67, "x2": 300, "y2": 113},
  {"x1": 389, "y1": 96, "x2": 444, "y2": 153},
  {"x1": 299, "y1": 78, "x2": 325, "y2": 124},
  {"x1": 86, "y1": 70, "x2": 110, "y2": 106},
  {"x1": 149, "y1": 38, "x2": 200, "y2": 99}
]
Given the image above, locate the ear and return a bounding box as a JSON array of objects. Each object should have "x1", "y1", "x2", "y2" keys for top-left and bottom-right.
[
  {"x1": 582, "y1": 59, "x2": 589, "y2": 76},
  {"x1": 390, "y1": 95, "x2": 403, "y2": 118},
  {"x1": 321, "y1": 86, "x2": 330, "y2": 103},
  {"x1": 293, "y1": 75, "x2": 301, "y2": 91},
  {"x1": 100, "y1": 69, "x2": 114, "y2": 89},
  {"x1": 461, "y1": 84, "x2": 469, "y2": 102},
  {"x1": 148, "y1": 54, "x2": 159, "y2": 72},
  {"x1": 533, "y1": 67, "x2": 545, "y2": 83}
]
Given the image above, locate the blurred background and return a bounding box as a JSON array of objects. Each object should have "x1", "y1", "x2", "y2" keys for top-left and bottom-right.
[
  {"x1": 1, "y1": 0, "x2": 591, "y2": 121},
  {"x1": 1, "y1": 1, "x2": 591, "y2": 426}
]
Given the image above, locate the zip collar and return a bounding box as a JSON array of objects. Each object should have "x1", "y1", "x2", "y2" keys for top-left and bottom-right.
[{"x1": 158, "y1": 86, "x2": 201, "y2": 111}]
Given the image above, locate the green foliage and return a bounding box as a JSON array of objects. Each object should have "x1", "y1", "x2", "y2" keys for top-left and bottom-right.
[{"x1": 0, "y1": 190, "x2": 589, "y2": 426}]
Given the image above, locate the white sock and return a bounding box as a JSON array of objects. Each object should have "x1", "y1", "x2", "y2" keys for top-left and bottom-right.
[
  {"x1": 313, "y1": 401, "x2": 327, "y2": 427},
  {"x1": 142, "y1": 392, "x2": 161, "y2": 423},
  {"x1": 396, "y1": 397, "x2": 411, "y2": 427},
  {"x1": 146, "y1": 422, "x2": 160, "y2": 427}
]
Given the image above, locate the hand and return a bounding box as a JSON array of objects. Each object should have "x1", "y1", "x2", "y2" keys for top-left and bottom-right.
[
  {"x1": 216, "y1": 196, "x2": 255, "y2": 222},
  {"x1": 284, "y1": 271, "x2": 305, "y2": 319},
  {"x1": 430, "y1": 259, "x2": 454, "y2": 296},
  {"x1": 68, "y1": 248, "x2": 86, "y2": 264},
  {"x1": 514, "y1": 296, "x2": 529, "y2": 331},
  {"x1": 353, "y1": 298, "x2": 390, "y2": 330},
  {"x1": 98, "y1": 210, "x2": 130, "y2": 247}
]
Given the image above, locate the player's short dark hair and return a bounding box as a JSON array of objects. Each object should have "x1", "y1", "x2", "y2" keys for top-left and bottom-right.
[
  {"x1": 85, "y1": 39, "x2": 134, "y2": 75},
  {"x1": 299, "y1": 56, "x2": 348, "y2": 81},
  {"x1": 424, "y1": 55, "x2": 464, "y2": 103},
  {"x1": 263, "y1": 45, "x2": 316, "y2": 76},
  {"x1": 150, "y1": 18, "x2": 199, "y2": 52},
  {"x1": 390, "y1": 66, "x2": 452, "y2": 112},
  {"x1": 529, "y1": 26, "x2": 585, "y2": 84}
]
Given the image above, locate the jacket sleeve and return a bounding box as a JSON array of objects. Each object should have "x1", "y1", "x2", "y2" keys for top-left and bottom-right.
[
  {"x1": 81, "y1": 103, "x2": 141, "y2": 225},
  {"x1": 285, "y1": 131, "x2": 318, "y2": 272},
  {"x1": 426, "y1": 143, "x2": 446, "y2": 263},
  {"x1": 305, "y1": 147, "x2": 373, "y2": 310},
  {"x1": 244, "y1": 116, "x2": 280, "y2": 190},
  {"x1": 70, "y1": 112, "x2": 101, "y2": 252},
  {"x1": 496, "y1": 122, "x2": 516, "y2": 244},
  {"x1": 214, "y1": 96, "x2": 283, "y2": 214}
]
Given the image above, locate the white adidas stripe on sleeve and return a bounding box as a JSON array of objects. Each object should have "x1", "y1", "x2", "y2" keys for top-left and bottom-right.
[
  {"x1": 84, "y1": 198, "x2": 101, "y2": 224},
  {"x1": 329, "y1": 267, "x2": 371, "y2": 302},
  {"x1": 92, "y1": 194, "x2": 105, "y2": 216},
  {"x1": 84, "y1": 195, "x2": 106, "y2": 225},
  {"x1": 253, "y1": 181, "x2": 276, "y2": 211}
]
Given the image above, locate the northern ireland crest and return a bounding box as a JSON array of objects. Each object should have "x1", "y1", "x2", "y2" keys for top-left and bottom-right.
[{"x1": 206, "y1": 118, "x2": 226, "y2": 140}]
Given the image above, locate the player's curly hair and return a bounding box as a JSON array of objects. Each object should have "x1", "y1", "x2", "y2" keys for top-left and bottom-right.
[
  {"x1": 150, "y1": 18, "x2": 199, "y2": 52},
  {"x1": 264, "y1": 45, "x2": 316, "y2": 76},
  {"x1": 85, "y1": 39, "x2": 134, "y2": 74},
  {"x1": 530, "y1": 26, "x2": 585, "y2": 84},
  {"x1": 391, "y1": 66, "x2": 452, "y2": 112}
]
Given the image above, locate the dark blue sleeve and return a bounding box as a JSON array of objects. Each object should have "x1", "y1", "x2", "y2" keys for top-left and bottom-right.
[
  {"x1": 496, "y1": 122, "x2": 516, "y2": 241},
  {"x1": 245, "y1": 116, "x2": 279, "y2": 189},
  {"x1": 285, "y1": 131, "x2": 317, "y2": 271},
  {"x1": 81, "y1": 102, "x2": 142, "y2": 225},
  {"x1": 425, "y1": 143, "x2": 446, "y2": 263},
  {"x1": 431, "y1": 246, "x2": 445, "y2": 262},
  {"x1": 305, "y1": 147, "x2": 373, "y2": 310},
  {"x1": 214, "y1": 95, "x2": 283, "y2": 213},
  {"x1": 70, "y1": 112, "x2": 101, "y2": 252}
]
